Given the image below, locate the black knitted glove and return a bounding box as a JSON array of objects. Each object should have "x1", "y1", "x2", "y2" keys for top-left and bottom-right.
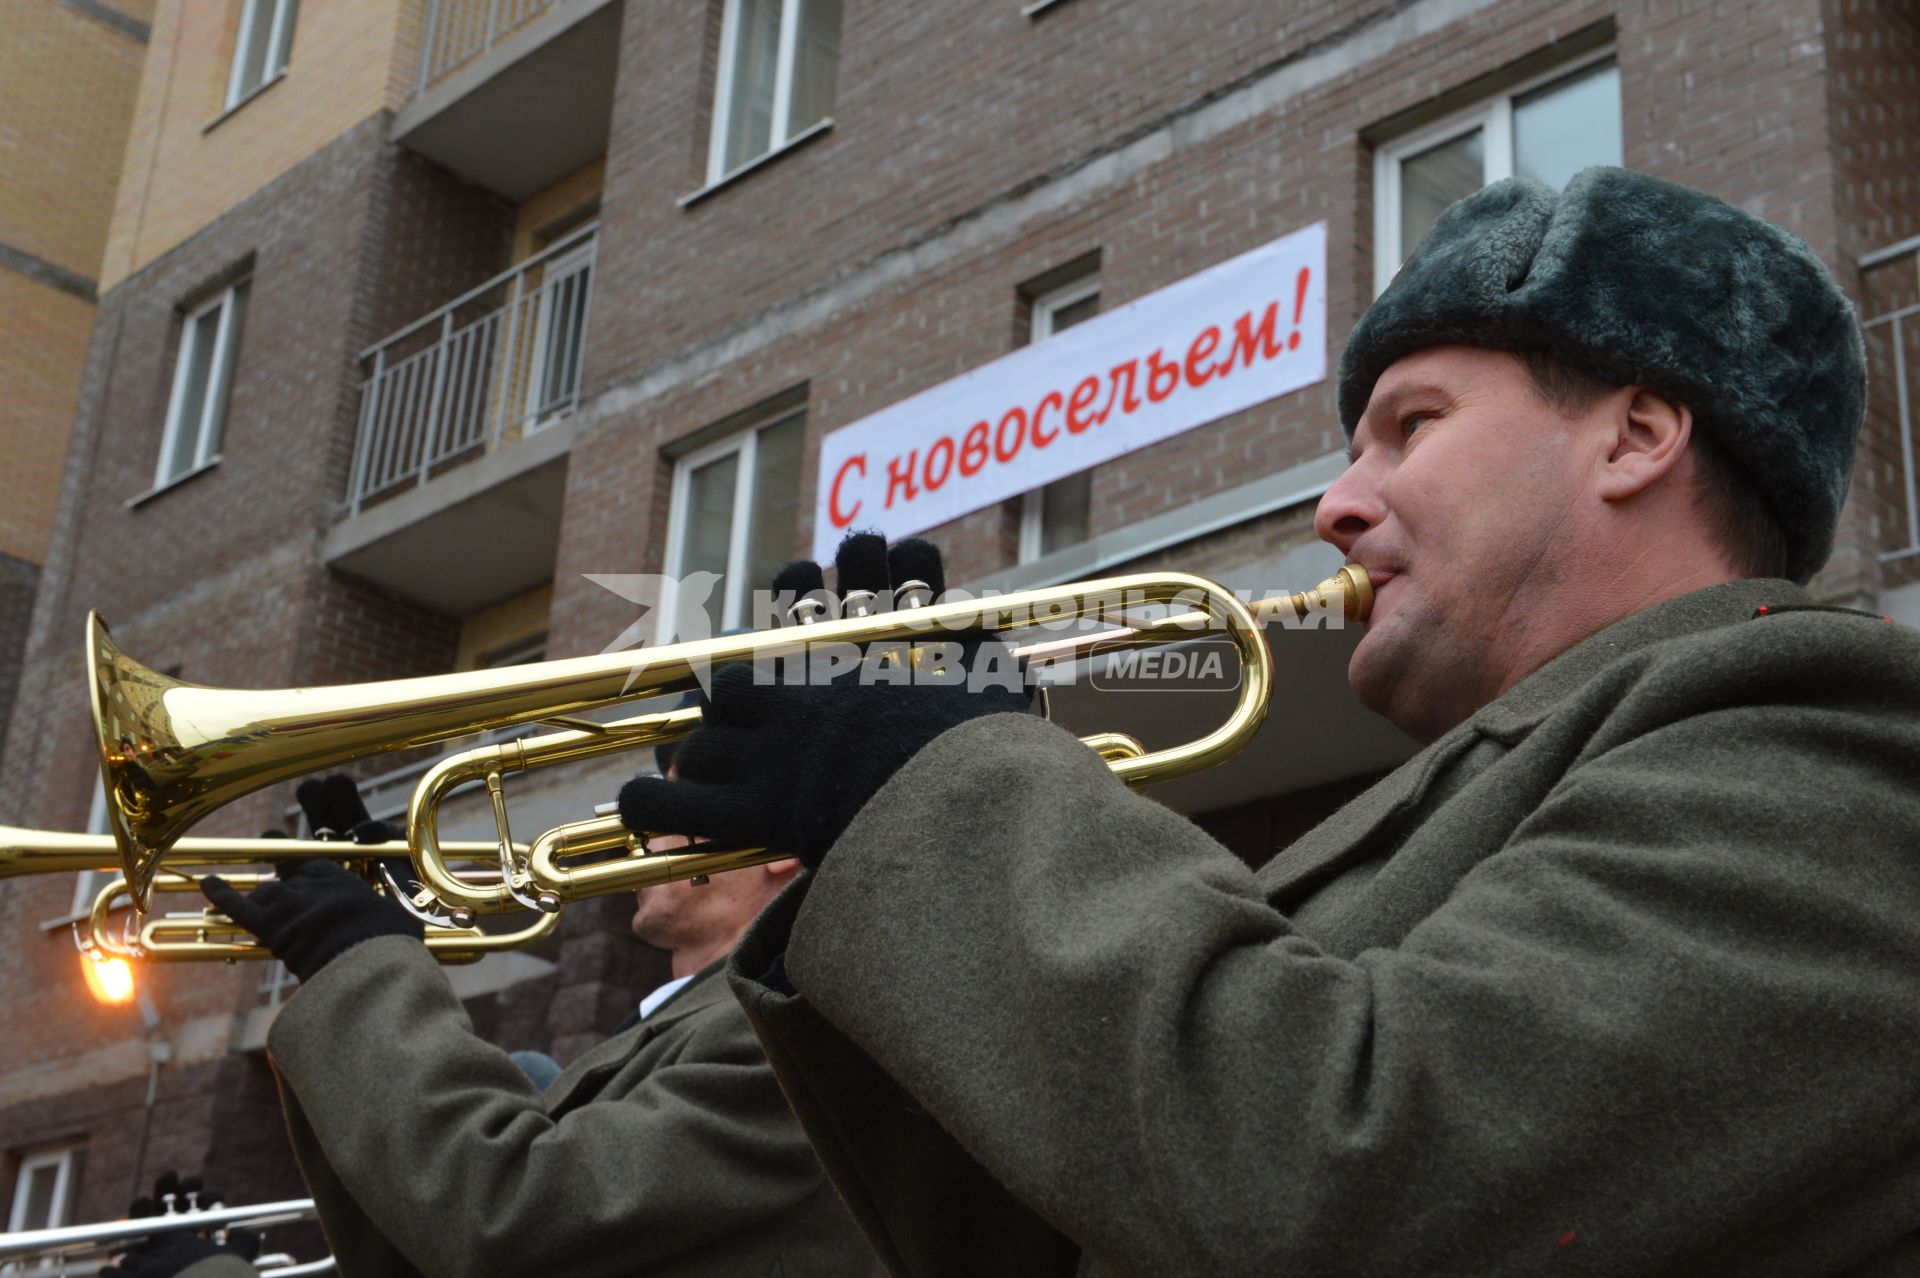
[
  {"x1": 296, "y1": 773, "x2": 399, "y2": 844},
  {"x1": 617, "y1": 534, "x2": 1031, "y2": 868},
  {"x1": 101, "y1": 1229, "x2": 259, "y2": 1278},
  {"x1": 201, "y1": 859, "x2": 424, "y2": 982}
]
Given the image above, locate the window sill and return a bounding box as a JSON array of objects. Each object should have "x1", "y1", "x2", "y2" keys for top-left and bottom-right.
[
  {"x1": 128, "y1": 455, "x2": 222, "y2": 509},
  {"x1": 679, "y1": 119, "x2": 834, "y2": 209},
  {"x1": 39, "y1": 910, "x2": 89, "y2": 933},
  {"x1": 203, "y1": 71, "x2": 286, "y2": 134}
]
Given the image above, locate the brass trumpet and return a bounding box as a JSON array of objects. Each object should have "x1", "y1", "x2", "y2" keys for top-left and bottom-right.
[
  {"x1": 85, "y1": 871, "x2": 558, "y2": 964},
  {"x1": 0, "y1": 825, "x2": 518, "y2": 881},
  {"x1": 91, "y1": 567, "x2": 1372, "y2": 913},
  {"x1": 6, "y1": 826, "x2": 543, "y2": 961}
]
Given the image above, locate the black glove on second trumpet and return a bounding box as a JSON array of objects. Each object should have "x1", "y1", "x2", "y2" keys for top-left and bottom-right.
[
  {"x1": 617, "y1": 533, "x2": 1033, "y2": 869},
  {"x1": 202, "y1": 858, "x2": 424, "y2": 983}
]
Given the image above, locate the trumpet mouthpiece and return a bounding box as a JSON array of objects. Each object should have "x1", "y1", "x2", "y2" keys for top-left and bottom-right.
[{"x1": 1252, "y1": 564, "x2": 1374, "y2": 627}]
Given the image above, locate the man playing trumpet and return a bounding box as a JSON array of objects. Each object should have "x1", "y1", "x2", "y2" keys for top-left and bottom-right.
[
  {"x1": 169, "y1": 775, "x2": 874, "y2": 1278},
  {"x1": 621, "y1": 168, "x2": 1920, "y2": 1274}
]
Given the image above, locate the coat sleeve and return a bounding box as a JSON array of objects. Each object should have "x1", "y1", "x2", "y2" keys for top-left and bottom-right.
[
  {"x1": 730, "y1": 887, "x2": 1082, "y2": 1278},
  {"x1": 777, "y1": 675, "x2": 1920, "y2": 1276},
  {"x1": 266, "y1": 940, "x2": 835, "y2": 1278}
]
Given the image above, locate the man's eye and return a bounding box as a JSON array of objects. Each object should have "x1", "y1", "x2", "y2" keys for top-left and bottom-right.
[{"x1": 1401, "y1": 413, "x2": 1432, "y2": 437}]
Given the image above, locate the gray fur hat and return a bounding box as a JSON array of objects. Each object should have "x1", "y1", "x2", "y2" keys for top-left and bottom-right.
[{"x1": 1337, "y1": 167, "x2": 1866, "y2": 583}]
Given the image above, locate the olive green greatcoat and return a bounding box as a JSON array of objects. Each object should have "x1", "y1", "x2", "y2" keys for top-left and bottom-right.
[
  {"x1": 185, "y1": 943, "x2": 877, "y2": 1278},
  {"x1": 729, "y1": 579, "x2": 1920, "y2": 1277}
]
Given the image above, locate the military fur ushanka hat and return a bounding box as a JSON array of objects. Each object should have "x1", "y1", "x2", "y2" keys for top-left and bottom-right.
[{"x1": 1336, "y1": 166, "x2": 1866, "y2": 583}]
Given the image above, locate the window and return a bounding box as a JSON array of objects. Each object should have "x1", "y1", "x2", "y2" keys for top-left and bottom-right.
[
  {"x1": 1373, "y1": 52, "x2": 1620, "y2": 293},
  {"x1": 527, "y1": 238, "x2": 594, "y2": 425},
  {"x1": 155, "y1": 281, "x2": 248, "y2": 487},
  {"x1": 6, "y1": 1146, "x2": 83, "y2": 1236},
  {"x1": 1019, "y1": 277, "x2": 1101, "y2": 562},
  {"x1": 708, "y1": 0, "x2": 842, "y2": 183},
  {"x1": 226, "y1": 0, "x2": 297, "y2": 106},
  {"x1": 664, "y1": 409, "x2": 807, "y2": 631}
]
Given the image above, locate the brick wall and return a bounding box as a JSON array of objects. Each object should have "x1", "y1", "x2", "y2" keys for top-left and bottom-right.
[
  {"x1": 545, "y1": 0, "x2": 1906, "y2": 670},
  {"x1": 1825, "y1": 0, "x2": 1920, "y2": 598},
  {"x1": 0, "y1": 0, "x2": 146, "y2": 567},
  {"x1": 0, "y1": 119, "x2": 514, "y2": 1124},
  {"x1": 0, "y1": 0, "x2": 147, "y2": 282},
  {"x1": 100, "y1": 0, "x2": 420, "y2": 291}
]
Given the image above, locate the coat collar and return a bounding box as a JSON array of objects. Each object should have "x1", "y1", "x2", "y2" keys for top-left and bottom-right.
[
  {"x1": 1467, "y1": 578, "x2": 1805, "y2": 741},
  {"x1": 1262, "y1": 578, "x2": 1803, "y2": 899},
  {"x1": 634, "y1": 958, "x2": 733, "y2": 1034}
]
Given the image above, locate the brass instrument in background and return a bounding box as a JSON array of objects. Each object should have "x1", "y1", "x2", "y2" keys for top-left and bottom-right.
[
  {"x1": 3, "y1": 827, "x2": 546, "y2": 962},
  {"x1": 0, "y1": 1195, "x2": 334, "y2": 1275},
  {"x1": 91, "y1": 567, "x2": 1372, "y2": 917},
  {"x1": 87, "y1": 872, "x2": 558, "y2": 964}
]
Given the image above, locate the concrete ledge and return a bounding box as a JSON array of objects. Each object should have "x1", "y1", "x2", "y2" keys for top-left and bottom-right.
[
  {"x1": 327, "y1": 421, "x2": 576, "y2": 613},
  {"x1": 394, "y1": 0, "x2": 621, "y2": 200}
]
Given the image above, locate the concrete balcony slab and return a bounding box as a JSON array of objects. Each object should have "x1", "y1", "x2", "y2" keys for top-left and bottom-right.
[{"x1": 394, "y1": 0, "x2": 620, "y2": 202}]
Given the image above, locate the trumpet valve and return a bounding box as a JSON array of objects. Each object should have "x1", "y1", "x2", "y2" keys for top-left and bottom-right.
[
  {"x1": 786, "y1": 597, "x2": 828, "y2": 625},
  {"x1": 840, "y1": 589, "x2": 879, "y2": 619},
  {"x1": 448, "y1": 907, "x2": 477, "y2": 929}
]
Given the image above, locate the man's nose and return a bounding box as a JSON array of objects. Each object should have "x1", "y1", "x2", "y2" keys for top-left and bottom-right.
[{"x1": 1313, "y1": 463, "x2": 1383, "y2": 554}]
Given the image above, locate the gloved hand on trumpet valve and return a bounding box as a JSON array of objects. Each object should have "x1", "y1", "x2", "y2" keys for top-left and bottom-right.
[
  {"x1": 617, "y1": 531, "x2": 1031, "y2": 869},
  {"x1": 103, "y1": 1172, "x2": 259, "y2": 1278},
  {"x1": 202, "y1": 858, "x2": 424, "y2": 982}
]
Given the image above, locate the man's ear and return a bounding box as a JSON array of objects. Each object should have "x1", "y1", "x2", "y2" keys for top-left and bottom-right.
[{"x1": 1598, "y1": 386, "x2": 1692, "y2": 503}]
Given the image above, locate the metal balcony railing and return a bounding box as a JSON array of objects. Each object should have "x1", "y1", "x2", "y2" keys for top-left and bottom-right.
[
  {"x1": 343, "y1": 225, "x2": 595, "y2": 517},
  {"x1": 1861, "y1": 234, "x2": 1920, "y2": 563},
  {"x1": 415, "y1": 0, "x2": 560, "y2": 94}
]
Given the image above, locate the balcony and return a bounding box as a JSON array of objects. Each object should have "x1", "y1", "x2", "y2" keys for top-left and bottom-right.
[
  {"x1": 325, "y1": 226, "x2": 595, "y2": 612},
  {"x1": 394, "y1": 0, "x2": 622, "y2": 200}
]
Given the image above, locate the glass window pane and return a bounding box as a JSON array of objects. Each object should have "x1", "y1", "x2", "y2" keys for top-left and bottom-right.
[
  {"x1": 232, "y1": 0, "x2": 276, "y2": 98},
  {"x1": 1514, "y1": 61, "x2": 1622, "y2": 190},
  {"x1": 681, "y1": 453, "x2": 740, "y2": 593},
  {"x1": 200, "y1": 283, "x2": 246, "y2": 461},
  {"x1": 1043, "y1": 291, "x2": 1099, "y2": 337},
  {"x1": 722, "y1": 0, "x2": 782, "y2": 173},
  {"x1": 19, "y1": 1163, "x2": 57, "y2": 1230},
  {"x1": 744, "y1": 413, "x2": 806, "y2": 610},
  {"x1": 1039, "y1": 472, "x2": 1091, "y2": 556},
  {"x1": 269, "y1": 0, "x2": 299, "y2": 76},
  {"x1": 165, "y1": 307, "x2": 220, "y2": 480},
  {"x1": 787, "y1": 0, "x2": 841, "y2": 135},
  {"x1": 1399, "y1": 128, "x2": 1483, "y2": 264}
]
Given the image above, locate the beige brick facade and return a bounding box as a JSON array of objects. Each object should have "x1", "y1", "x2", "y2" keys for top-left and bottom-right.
[
  {"x1": 0, "y1": 0, "x2": 147, "y2": 281},
  {"x1": 100, "y1": 0, "x2": 416, "y2": 291}
]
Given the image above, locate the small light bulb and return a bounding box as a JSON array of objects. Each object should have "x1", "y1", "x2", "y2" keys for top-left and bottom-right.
[{"x1": 81, "y1": 953, "x2": 136, "y2": 1005}]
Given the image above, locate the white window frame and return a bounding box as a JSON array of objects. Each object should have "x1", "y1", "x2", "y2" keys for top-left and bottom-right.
[
  {"x1": 1019, "y1": 276, "x2": 1102, "y2": 563},
  {"x1": 1372, "y1": 46, "x2": 1617, "y2": 295},
  {"x1": 706, "y1": 0, "x2": 833, "y2": 185},
  {"x1": 660, "y1": 408, "x2": 806, "y2": 636},
  {"x1": 154, "y1": 282, "x2": 246, "y2": 488},
  {"x1": 7, "y1": 1146, "x2": 81, "y2": 1234},
  {"x1": 225, "y1": 0, "x2": 297, "y2": 108},
  {"x1": 526, "y1": 239, "x2": 596, "y2": 427}
]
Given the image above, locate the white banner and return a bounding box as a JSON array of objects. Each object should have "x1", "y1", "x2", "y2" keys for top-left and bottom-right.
[{"x1": 812, "y1": 222, "x2": 1327, "y2": 560}]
